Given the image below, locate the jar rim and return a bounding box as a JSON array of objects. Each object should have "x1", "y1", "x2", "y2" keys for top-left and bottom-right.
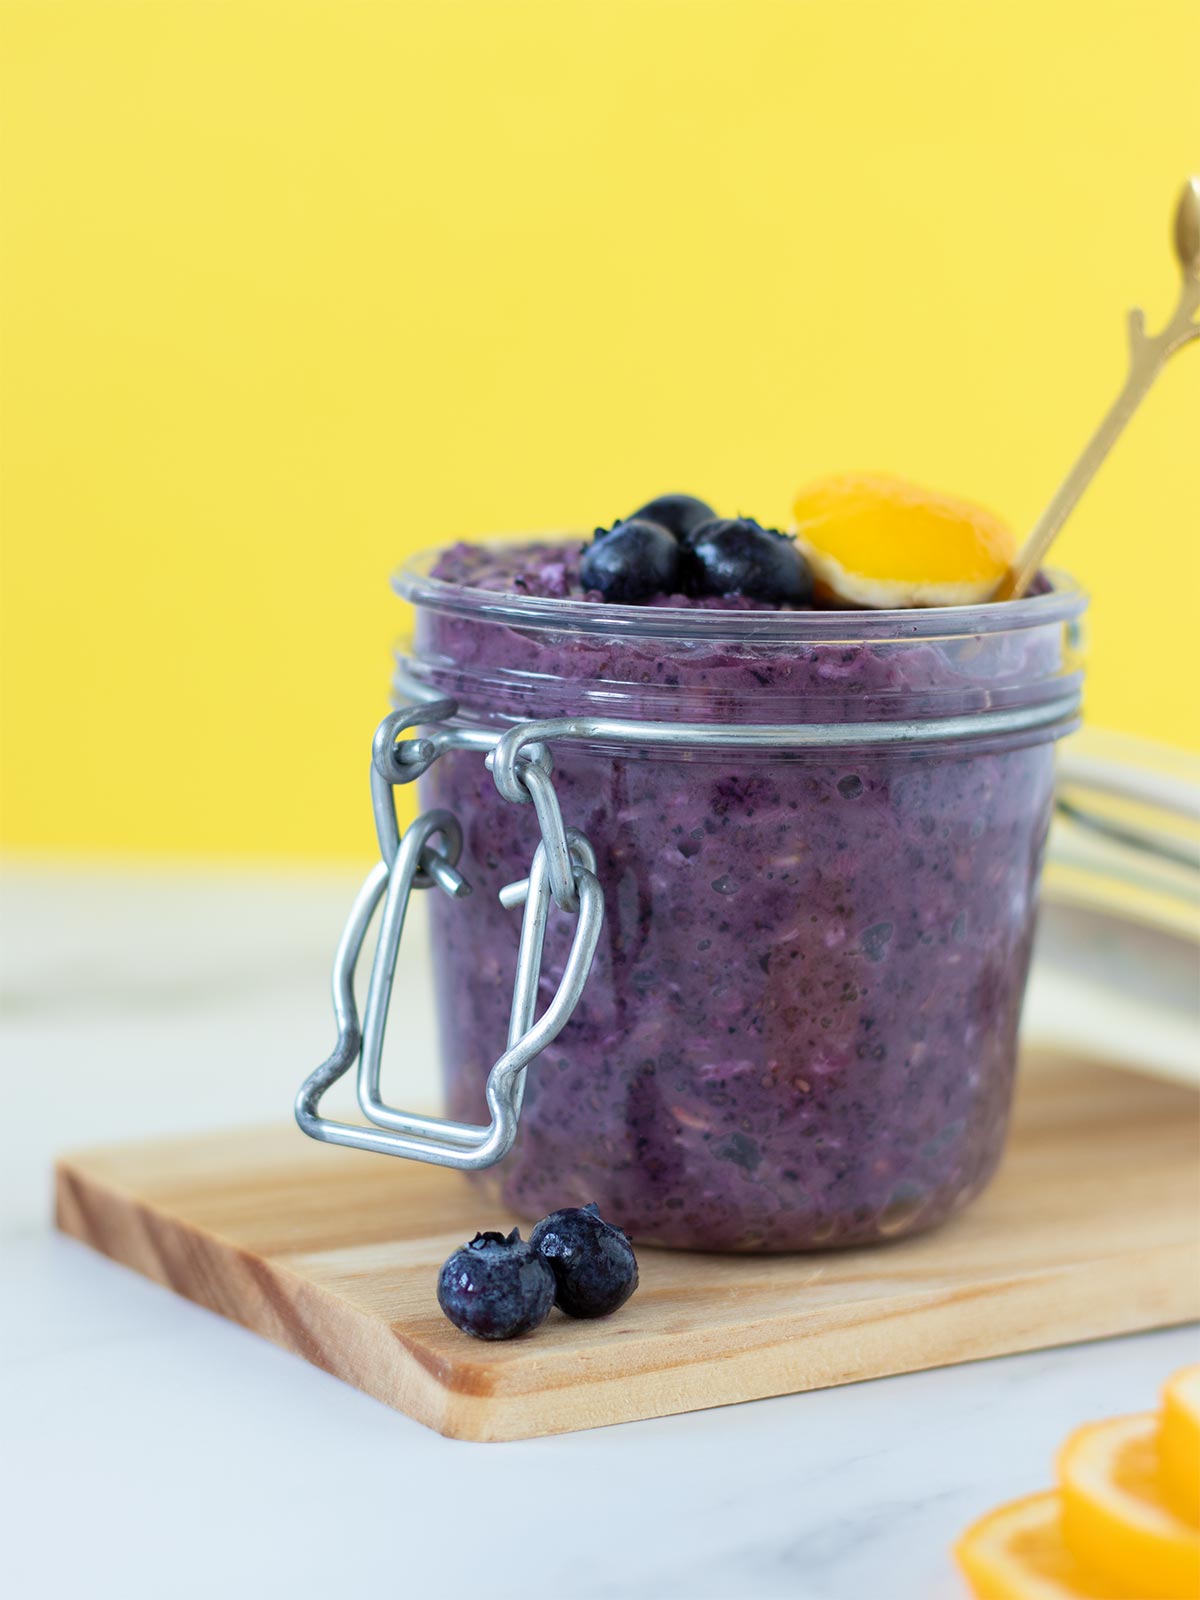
[{"x1": 394, "y1": 539, "x2": 1086, "y2": 642}]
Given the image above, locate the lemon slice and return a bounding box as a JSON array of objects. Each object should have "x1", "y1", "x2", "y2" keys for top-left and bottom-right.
[
  {"x1": 1160, "y1": 1365, "x2": 1200, "y2": 1528},
  {"x1": 955, "y1": 1490, "x2": 1126, "y2": 1599},
  {"x1": 1058, "y1": 1412, "x2": 1200, "y2": 1598},
  {"x1": 791, "y1": 471, "x2": 1017, "y2": 608}
]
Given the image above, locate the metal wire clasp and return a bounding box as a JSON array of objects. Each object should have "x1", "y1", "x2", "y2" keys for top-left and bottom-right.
[{"x1": 295, "y1": 702, "x2": 603, "y2": 1169}]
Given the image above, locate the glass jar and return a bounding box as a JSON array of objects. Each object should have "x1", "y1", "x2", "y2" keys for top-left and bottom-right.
[{"x1": 395, "y1": 543, "x2": 1086, "y2": 1252}]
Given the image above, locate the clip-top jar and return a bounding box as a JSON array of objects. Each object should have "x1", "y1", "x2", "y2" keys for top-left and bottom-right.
[{"x1": 390, "y1": 540, "x2": 1086, "y2": 1252}]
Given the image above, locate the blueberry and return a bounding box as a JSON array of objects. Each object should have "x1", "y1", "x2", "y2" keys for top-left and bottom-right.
[
  {"x1": 687, "y1": 517, "x2": 812, "y2": 603},
  {"x1": 436, "y1": 1228, "x2": 556, "y2": 1340},
  {"x1": 629, "y1": 493, "x2": 717, "y2": 544},
  {"x1": 529, "y1": 1203, "x2": 639, "y2": 1319},
  {"x1": 580, "y1": 518, "x2": 681, "y2": 603}
]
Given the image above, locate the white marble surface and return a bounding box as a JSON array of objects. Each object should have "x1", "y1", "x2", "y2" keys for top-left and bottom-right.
[{"x1": 1, "y1": 863, "x2": 1197, "y2": 1600}]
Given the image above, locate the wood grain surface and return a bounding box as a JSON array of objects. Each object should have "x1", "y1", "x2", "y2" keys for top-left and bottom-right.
[{"x1": 55, "y1": 1054, "x2": 1200, "y2": 1441}]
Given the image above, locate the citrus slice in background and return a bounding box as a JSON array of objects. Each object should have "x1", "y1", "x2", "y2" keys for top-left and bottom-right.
[
  {"x1": 1160, "y1": 1366, "x2": 1200, "y2": 1527},
  {"x1": 954, "y1": 1490, "x2": 1125, "y2": 1599},
  {"x1": 790, "y1": 471, "x2": 1017, "y2": 608},
  {"x1": 1058, "y1": 1413, "x2": 1200, "y2": 1598}
]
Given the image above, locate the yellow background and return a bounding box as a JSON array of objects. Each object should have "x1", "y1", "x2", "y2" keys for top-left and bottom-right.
[{"x1": 2, "y1": 0, "x2": 1197, "y2": 862}]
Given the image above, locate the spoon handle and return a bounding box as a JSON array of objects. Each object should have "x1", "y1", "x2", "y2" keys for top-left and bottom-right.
[{"x1": 996, "y1": 270, "x2": 1200, "y2": 602}]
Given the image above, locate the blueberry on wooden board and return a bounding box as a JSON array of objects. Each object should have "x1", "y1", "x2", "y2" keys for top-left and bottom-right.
[
  {"x1": 529, "y1": 1203, "x2": 639, "y2": 1319},
  {"x1": 437, "y1": 1229, "x2": 556, "y2": 1340}
]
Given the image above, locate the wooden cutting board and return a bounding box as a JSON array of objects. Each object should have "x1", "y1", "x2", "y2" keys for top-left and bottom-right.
[{"x1": 56, "y1": 1053, "x2": 1199, "y2": 1442}]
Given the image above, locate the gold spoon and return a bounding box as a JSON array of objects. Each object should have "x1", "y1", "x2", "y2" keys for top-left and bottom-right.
[{"x1": 994, "y1": 178, "x2": 1200, "y2": 601}]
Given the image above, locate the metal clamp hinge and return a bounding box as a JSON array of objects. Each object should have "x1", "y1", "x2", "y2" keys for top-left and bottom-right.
[{"x1": 295, "y1": 702, "x2": 603, "y2": 1170}]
